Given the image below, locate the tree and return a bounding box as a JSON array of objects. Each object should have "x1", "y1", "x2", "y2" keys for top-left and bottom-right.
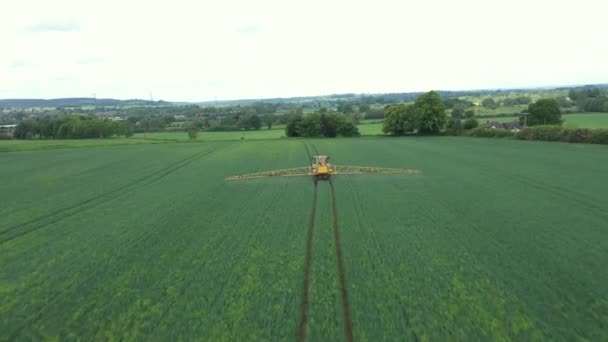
[
  {"x1": 336, "y1": 120, "x2": 359, "y2": 137},
  {"x1": 445, "y1": 119, "x2": 463, "y2": 135},
  {"x1": 241, "y1": 114, "x2": 262, "y2": 130},
  {"x1": 298, "y1": 113, "x2": 321, "y2": 137},
  {"x1": 463, "y1": 118, "x2": 479, "y2": 130},
  {"x1": 284, "y1": 112, "x2": 359, "y2": 138},
  {"x1": 319, "y1": 113, "x2": 338, "y2": 137},
  {"x1": 187, "y1": 130, "x2": 198, "y2": 140},
  {"x1": 556, "y1": 96, "x2": 572, "y2": 108},
  {"x1": 451, "y1": 107, "x2": 464, "y2": 119},
  {"x1": 14, "y1": 119, "x2": 39, "y2": 139},
  {"x1": 482, "y1": 97, "x2": 499, "y2": 109},
  {"x1": 336, "y1": 103, "x2": 354, "y2": 114},
  {"x1": 382, "y1": 104, "x2": 414, "y2": 135},
  {"x1": 263, "y1": 113, "x2": 276, "y2": 129},
  {"x1": 285, "y1": 115, "x2": 303, "y2": 137},
  {"x1": 412, "y1": 91, "x2": 447, "y2": 134},
  {"x1": 515, "y1": 96, "x2": 532, "y2": 105},
  {"x1": 526, "y1": 98, "x2": 562, "y2": 126},
  {"x1": 249, "y1": 114, "x2": 262, "y2": 130},
  {"x1": 358, "y1": 103, "x2": 371, "y2": 113},
  {"x1": 351, "y1": 111, "x2": 362, "y2": 125},
  {"x1": 502, "y1": 98, "x2": 516, "y2": 106},
  {"x1": 464, "y1": 109, "x2": 475, "y2": 119},
  {"x1": 382, "y1": 107, "x2": 403, "y2": 135},
  {"x1": 443, "y1": 98, "x2": 473, "y2": 109}
]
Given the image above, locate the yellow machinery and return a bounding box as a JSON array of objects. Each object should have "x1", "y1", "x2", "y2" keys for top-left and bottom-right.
[
  {"x1": 225, "y1": 155, "x2": 420, "y2": 182},
  {"x1": 311, "y1": 155, "x2": 333, "y2": 182}
]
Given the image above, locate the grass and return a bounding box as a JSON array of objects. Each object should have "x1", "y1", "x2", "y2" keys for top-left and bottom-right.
[
  {"x1": 1, "y1": 136, "x2": 607, "y2": 340},
  {"x1": 357, "y1": 123, "x2": 383, "y2": 135}
]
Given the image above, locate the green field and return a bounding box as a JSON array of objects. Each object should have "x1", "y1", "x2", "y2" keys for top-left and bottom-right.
[
  {"x1": 0, "y1": 138, "x2": 160, "y2": 152},
  {"x1": 1, "y1": 136, "x2": 607, "y2": 340},
  {"x1": 134, "y1": 128, "x2": 286, "y2": 141}
]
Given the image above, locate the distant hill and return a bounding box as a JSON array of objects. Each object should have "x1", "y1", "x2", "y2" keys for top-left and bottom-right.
[
  {"x1": 2, "y1": 84, "x2": 607, "y2": 108},
  {"x1": 0, "y1": 98, "x2": 170, "y2": 108},
  {"x1": 198, "y1": 84, "x2": 608, "y2": 106}
]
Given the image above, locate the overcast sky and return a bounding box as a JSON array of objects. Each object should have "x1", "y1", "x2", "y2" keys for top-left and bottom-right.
[{"x1": 1, "y1": 0, "x2": 607, "y2": 101}]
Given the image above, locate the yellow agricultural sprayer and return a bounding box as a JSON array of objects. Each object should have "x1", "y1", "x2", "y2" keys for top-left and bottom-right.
[{"x1": 225, "y1": 155, "x2": 420, "y2": 183}]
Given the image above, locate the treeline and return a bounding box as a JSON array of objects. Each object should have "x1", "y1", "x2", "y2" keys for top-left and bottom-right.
[
  {"x1": 285, "y1": 112, "x2": 359, "y2": 137},
  {"x1": 465, "y1": 126, "x2": 608, "y2": 144},
  {"x1": 14, "y1": 116, "x2": 133, "y2": 139},
  {"x1": 184, "y1": 113, "x2": 266, "y2": 132},
  {"x1": 0, "y1": 98, "x2": 167, "y2": 108},
  {"x1": 568, "y1": 88, "x2": 608, "y2": 112}
]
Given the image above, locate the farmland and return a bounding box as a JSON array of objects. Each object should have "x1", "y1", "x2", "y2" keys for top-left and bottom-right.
[{"x1": 1, "y1": 136, "x2": 607, "y2": 340}]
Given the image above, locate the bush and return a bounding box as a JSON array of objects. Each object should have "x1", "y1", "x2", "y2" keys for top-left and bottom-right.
[
  {"x1": 561, "y1": 128, "x2": 593, "y2": 143},
  {"x1": 0, "y1": 133, "x2": 12, "y2": 140},
  {"x1": 590, "y1": 129, "x2": 608, "y2": 144},
  {"x1": 187, "y1": 130, "x2": 198, "y2": 140},
  {"x1": 515, "y1": 126, "x2": 608, "y2": 144},
  {"x1": 463, "y1": 118, "x2": 479, "y2": 130},
  {"x1": 445, "y1": 119, "x2": 463, "y2": 136},
  {"x1": 467, "y1": 128, "x2": 514, "y2": 138},
  {"x1": 515, "y1": 126, "x2": 563, "y2": 141}
]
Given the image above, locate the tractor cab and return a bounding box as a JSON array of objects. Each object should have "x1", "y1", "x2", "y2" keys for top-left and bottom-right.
[{"x1": 312, "y1": 155, "x2": 332, "y2": 181}]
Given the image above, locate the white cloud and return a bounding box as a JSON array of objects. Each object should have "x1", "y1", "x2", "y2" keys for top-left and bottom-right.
[
  {"x1": 1, "y1": 0, "x2": 607, "y2": 101},
  {"x1": 20, "y1": 17, "x2": 81, "y2": 33}
]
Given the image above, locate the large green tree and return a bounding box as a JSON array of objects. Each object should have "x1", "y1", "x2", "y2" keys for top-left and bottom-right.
[
  {"x1": 382, "y1": 104, "x2": 416, "y2": 135},
  {"x1": 526, "y1": 98, "x2": 562, "y2": 126},
  {"x1": 412, "y1": 91, "x2": 447, "y2": 134}
]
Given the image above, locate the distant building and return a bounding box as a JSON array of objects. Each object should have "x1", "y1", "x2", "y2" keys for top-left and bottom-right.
[
  {"x1": 110, "y1": 117, "x2": 125, "y2": 122},
  {"x1": 0, "y1": 124, "x2": 17, "y2": 136},
  {"x1": 484, "y1": 121, "x2": 522, "y2": 132},
  {"x1": 174, "y1": 115, "x2": 186, "y2": 121}
]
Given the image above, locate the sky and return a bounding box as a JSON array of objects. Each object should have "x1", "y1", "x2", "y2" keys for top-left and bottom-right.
[{"x1": 1, "y1": 0, "x2": 607, "y2": 102}]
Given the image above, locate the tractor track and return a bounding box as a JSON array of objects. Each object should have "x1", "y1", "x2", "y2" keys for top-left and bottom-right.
[
  {"x1": 329, "y1": 179, "x2": 354, "y2": 342},
  {"x1": 303, "y1": 143, "x2": 313, "y2": 161},
  {"x1": 298, "y1": 182, "x2": 318, "y2": 342},
  {"x1": 0, "y1": 144, "x2": 230, "y2": 245},
  {"x1": 299, "y1": 142, "x2": 353, "y2": 342}
]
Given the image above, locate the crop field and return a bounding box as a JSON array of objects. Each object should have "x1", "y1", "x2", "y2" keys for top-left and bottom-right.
[
  {"x1": 133, "y1": 128, "x2": 286, "y2": 141},
  {"x1": 1, "y1": 136, "x2": 607, "y2": 340}
]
